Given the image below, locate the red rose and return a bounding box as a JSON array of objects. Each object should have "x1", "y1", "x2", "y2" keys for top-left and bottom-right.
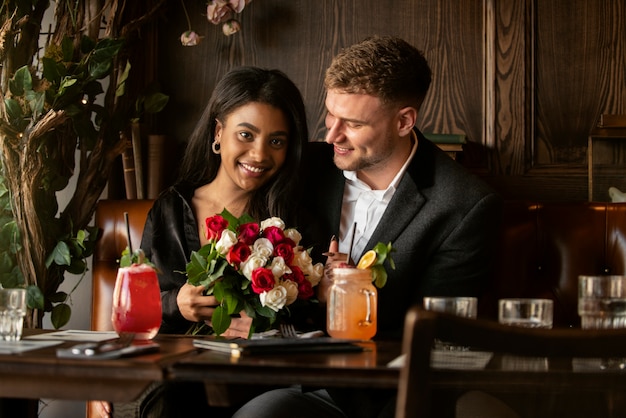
[
  {"x1": 205, "y1": 215, "x2": 228, "y2": 241},
  {"x1": 274, "y1": 242, "x2": 294, "y2": 264},
  {"x1": 284, "y1": 265, "x2": 305, "y2": 284},
  {"x1": 297, "y1": 280, "x2": 314, "y2": 300},
  {"x1": 238, "y1": 222, "x2": 260, "y2": 245},
  {"x1": 227, "y1": 241, "x2": 251, "y2": 266},
  {"x1": 251, "y1": 268, "x2": 275, "y2": 294},
  {"x1": 263, "y1": 226, "x2": 285, "y2": 245}
]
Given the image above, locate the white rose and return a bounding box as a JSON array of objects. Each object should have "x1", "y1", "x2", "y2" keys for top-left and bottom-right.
[
  {"x1": 260, "y1": 217, "x2": 285, "y2": 230},
  {"x1": 292, "y1": 247, "x2": 313, "y2": 270},
  {"x1": 252, "y1": 237, "x2": 274, "y2": 259},
  {"x1": 241, "y1": 255, "x2": 267, "y2": 280},
  {"x1": 269, "y1": 256, "x2": 291, "y2": 279},
  {"x1": 215, "y1": 229, "x2": 237, "y2": 255},
  {"x1": 281, "y1": 280, "x2": 299, "y2": 305},
  {"x1": 284, "y1": 228, "x2": 302, "y2": 245},
  {"x1": 306, "y1": 262, "x2": 324, "y2": 287},
  {"x1": 260, "y1": 286, "x2": 288, "y2": 312}
]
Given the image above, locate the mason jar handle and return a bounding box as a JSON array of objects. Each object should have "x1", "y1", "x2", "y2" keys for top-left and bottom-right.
[{"x1": 359, "y1": 288, "x2": 375, "y2": 327}]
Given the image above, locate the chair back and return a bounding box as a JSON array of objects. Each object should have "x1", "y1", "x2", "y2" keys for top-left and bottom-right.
[
  {"x1": 396, "y1": 306, "x2": 626, "y2": 418},
  {"x1": 91, "y1": 199, "x2": 154, "y2": 331}
]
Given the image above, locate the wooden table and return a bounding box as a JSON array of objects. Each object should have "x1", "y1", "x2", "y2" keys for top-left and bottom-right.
[
  {"x1": 0, "y1": 331, "x2": 198, "y2": 402},
  {"x1": 168, "y1": 340, "x2": 402, "y2": 390}
]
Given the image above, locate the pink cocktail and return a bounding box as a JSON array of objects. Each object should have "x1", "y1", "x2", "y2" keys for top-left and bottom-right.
[{"x1": 112, "y1": 264, "x2": 162, "y2": 340}]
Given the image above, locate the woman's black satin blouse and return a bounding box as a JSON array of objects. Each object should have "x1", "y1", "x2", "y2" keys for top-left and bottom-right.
[{"x1": 140, "y1": 183, "x2": 201, "y2": 334}]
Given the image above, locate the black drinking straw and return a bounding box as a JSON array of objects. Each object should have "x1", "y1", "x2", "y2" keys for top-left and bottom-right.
[{"x1": 124, "y1": 212, "x2": 133, "y2": 254}]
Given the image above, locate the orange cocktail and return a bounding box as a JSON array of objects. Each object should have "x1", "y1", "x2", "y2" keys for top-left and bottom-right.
[
  {"x1": 112, "y1": 264, "x2": 162, "y2": 340},
  {"x1": 327, "y1": 268, "x2": 377, "y2": 340}
]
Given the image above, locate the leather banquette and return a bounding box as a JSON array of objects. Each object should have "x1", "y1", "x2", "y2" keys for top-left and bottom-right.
[{"x1": 91, "y1": 200, "x2": 626, "y2": 330}]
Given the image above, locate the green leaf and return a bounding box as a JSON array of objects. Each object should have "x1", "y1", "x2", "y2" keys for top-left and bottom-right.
[
  {"x1": 46, "y1": 241, "x2": 71, "y2": 267},
  {"x1": 49, "y1": 291, "x2": 68, "y2": 303},
  {"x1": 67, "y1": 258, "x2": 87, "y2": 274},
  {"x1": 88, "y1": 58, "x2": 112, "y2": 80},
  {"x1": 25, "y1": 90, "x2": 45, "y2": 120},
  {"x1": 116, "y1": 60, "x2": 131, "y2": 97},
  {"x1": 42, "y1": 57, "x2": 62, "y2": 85},
  {"x1": 51, "y1": 303, "x2": 72, "y2": 329},
  {"x1": 143, "y1": 92, "x2": 169, "y2": 114},
  {"x1": 61, "y1": 36, "x2": 74, "y2": 62},
  {"x1": 371, "y1": 265, "x2": 387, "y2": 289},
  {"x1": 4, "y1": 98, "x2": 23, "y2": 121},
  {"x1": 27, "y1": 285, "x2": 44, "y2": 310},
  {"x1": 88, "y1": 38, "x2": 124, "y2": 79},
  {"x1": 9, "y1": 66, "x2": 32, "y2": 96},
  {"x1": 211, "y1": 306, "x2": 231, "y2": 336},
  {"x1": 80, "y1": 35, "x2": 97, "y2": 54}
]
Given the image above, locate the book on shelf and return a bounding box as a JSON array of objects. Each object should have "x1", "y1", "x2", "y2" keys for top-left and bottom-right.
[
  {"x1": 422, "y1": 132, "x2": 467, "y2": 144},
  {"x1": 120, "y1": 132, "x2": 137, "y2": 200},
  {"x1": 147, "y1": 135, "x2": 166, "y2": 199},
  {"x1": 131, "y1": 122, "x2": 145, "y2": 199},
  {"x1": 598, "y1": 114, "x2": 626, "y2": 128}
]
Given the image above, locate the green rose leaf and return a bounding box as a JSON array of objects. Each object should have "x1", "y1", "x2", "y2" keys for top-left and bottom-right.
[{"x1": 211, "y1": 305, "x2": 231, "y2": 336}]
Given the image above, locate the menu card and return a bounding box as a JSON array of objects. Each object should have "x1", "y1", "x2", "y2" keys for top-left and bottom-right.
[{"x1": 193, "y1": 336, "x2": 364, "y2": 357}]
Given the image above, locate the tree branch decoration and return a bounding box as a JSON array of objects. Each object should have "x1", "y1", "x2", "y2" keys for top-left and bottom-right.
[{"x1": 0, "y1": 0, "x2": 167, "y2": 328}]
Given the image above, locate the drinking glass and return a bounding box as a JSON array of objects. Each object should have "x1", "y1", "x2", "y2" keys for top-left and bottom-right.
[
  {"x1": 0, "y1": 288, "x2": 26, "y2": 341},
  {"x1": 423, "y1": 296, "x2": 478, "y2": 319},
  {"x1": 578, "y1": 275, "x2": 626, "y2": 369},
  {"x1": 327, "y1": 268, "x2": 377, "y2": 340},
  {"x1": 498, "y1": 298, "x2": 553, "y2": 329},
  {"x1": 112, "y1": 264, "x2": 162, "y2": 340},
  {"x1": 498, "y1": 298, "x2": 552, "y2": 370},
  {"x1": 423, "y1": 296, "x2": 477, "y2": 350}
]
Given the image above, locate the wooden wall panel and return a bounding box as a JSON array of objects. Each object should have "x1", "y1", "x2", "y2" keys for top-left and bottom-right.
[
  {"x1": 142, "y1": 0, "x2": 626, "y2": 202},
  {"x1": 157, "y1": 0, "x2": 484, "y2": 145},
  {"x1": 534, "y1": 0, "x2": 626, "y2": 167}
]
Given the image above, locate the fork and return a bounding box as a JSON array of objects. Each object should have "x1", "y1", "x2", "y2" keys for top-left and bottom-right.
[{"x1": 280, "y1": 323, "x2": 298, "y2": 338}]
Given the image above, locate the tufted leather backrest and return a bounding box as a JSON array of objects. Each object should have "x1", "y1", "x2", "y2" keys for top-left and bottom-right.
[
  {"x1": 91, "y1": 199, "x2": 154, "y2": 331},
  {"x1": 482, "y1": 201, "x2": 626, "y2": 327}
]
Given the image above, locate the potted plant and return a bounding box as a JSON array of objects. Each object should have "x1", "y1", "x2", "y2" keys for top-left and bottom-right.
[{"x1": 0, "y1": 0, "x2": 167, "y2": 328}]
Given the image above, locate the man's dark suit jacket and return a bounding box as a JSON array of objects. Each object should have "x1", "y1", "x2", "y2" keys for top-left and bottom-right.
[{"x1": 303, "y1": 130, "x2": 502, "y2": 339}]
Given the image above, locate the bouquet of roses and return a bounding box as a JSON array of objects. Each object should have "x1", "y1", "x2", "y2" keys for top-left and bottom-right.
[{"x1": 185, "y1": 209, "x2": 324, "y2": 336}]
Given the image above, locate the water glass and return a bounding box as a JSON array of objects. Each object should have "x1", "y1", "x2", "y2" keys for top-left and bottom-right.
[
  {"x1": 498, "y1": 298, "x2": 553, "y2": 329},
  {"x1": 423, "y1": 296, "x2": 478, "y2": 319},
  {"x1": 578, "y1": 275, "x2": 626, "y2": 329},
  {"x1": 578, "y1": 275, "x2": 626, "y2": 369},
  {"x1": 0, "y1": 288, "x2": 27, "y2": 341},
  {"x1": 423, "y1": 296, "x2": 477, "y2": 350}
]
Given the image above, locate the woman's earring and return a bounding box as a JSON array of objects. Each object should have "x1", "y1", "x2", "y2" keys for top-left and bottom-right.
[{"x1": 212, "y1": 141, "x2": 221, "y2": 154}]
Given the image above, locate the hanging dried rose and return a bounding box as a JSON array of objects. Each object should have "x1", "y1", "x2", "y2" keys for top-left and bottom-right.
[
  {"x1": 180, "y1": 30, "x2": 203, "y2": 46},
  {"x1": 222, "y1": 19, "x2": 241, "y2": 36}
]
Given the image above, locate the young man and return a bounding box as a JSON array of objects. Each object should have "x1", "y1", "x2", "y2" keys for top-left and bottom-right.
[{"x1": 234, "y1": 35, "x2": 502, "y2": 418}]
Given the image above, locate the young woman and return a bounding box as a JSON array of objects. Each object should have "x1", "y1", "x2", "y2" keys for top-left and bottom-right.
[{"x1": 97, "y1": 66, "x2": 310, "y2": 418}]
